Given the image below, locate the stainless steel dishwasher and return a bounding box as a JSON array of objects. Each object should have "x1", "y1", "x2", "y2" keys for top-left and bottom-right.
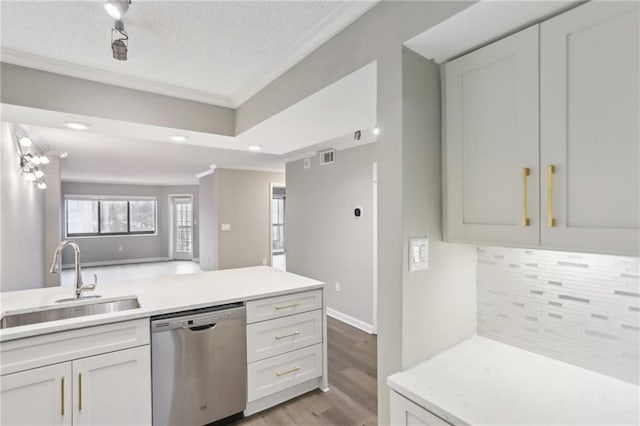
[{"x1": 151, "y1": 303, "x2": 246, "y2": 426}]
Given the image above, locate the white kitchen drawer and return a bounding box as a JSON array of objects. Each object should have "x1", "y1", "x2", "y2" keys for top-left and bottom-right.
[
  {"x1": 247, "y1": 310, "x2": 322, "y2": 363},
  {"x1": 246, "y1": 289, "x2": 322, "y2": 324},
  {"x1": 0, "y1": 318, "x2": 149, "y2": 376},
  {"x1": 247, "y1": 343, "x2": 322, "y2": 402}
]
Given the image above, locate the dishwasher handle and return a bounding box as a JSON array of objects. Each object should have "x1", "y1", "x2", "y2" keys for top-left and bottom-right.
[{"x1": 188, "y1": 323, "x2": 216, "y2": 332}]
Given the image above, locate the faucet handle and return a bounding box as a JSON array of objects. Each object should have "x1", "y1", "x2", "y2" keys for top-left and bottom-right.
[{"x1": 83, "y1": 274, "x2": 98, "y2": 291}]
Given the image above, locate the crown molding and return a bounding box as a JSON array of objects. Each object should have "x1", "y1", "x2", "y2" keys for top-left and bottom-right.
[
  {"x1": 231, "y1": 1, "x2": 378, "y2": 107},
  {"x1": 1, "y1": 48, "x2": 234, "y2": 108}
]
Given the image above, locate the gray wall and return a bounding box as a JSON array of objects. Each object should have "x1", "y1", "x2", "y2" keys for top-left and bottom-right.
[
  {"x1": 286, "y1": 143, "x2": 375, "y2": 327},
  {"x1": 199, "y1": 173, "x2": 218, "y2": 271},
  {"x1": 401, "y1": 49, "x2": 476, "y2": 368},
  {"x1": 1, "y1": 63, "x2": 235, "y2": 136},
  {"x1": 44, "y1": 156, "x2": 62, "y2": 286},
  {"x1": 217, "y1": 169, "x2": 284, "y2": 269},
  {"x1": 61, "y1": 182, "x2": 199, "y2": 265},
  {"x1": 235, "y1": 2, "x2": 474, "y2": 422},
  {"x1": 199, "y1": 168, "x2": 285, "y2": 271},
  {"x1": 1, "y1": 123, "x2": 46, "y2": 291}
]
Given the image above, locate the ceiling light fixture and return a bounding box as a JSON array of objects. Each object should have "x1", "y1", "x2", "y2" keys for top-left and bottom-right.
[
  {"x1": 111, "y1": 20, "x2": 129, "y2": 61},
  {"x1": 170, "y1": 135, "x2": 188, "y2": 142},
  {"x1": 39, "y1": 155, "x2": 50, "y2": 165},
  {"x1": 248, "y1": 145, "x2": 263, "y2": 151},
  {"x1": 34, "y1": 169, "x2": 44, "y2": 179},
  {"x1": 19, "y1": 137, "x2": 32, "y2": 148},
  {"x1": 37, "y1": 182, "x2": 47, "y2": 190},
  {"x1": 104, "y1": 0, "x2": 131, "y2": 20},
  {"x1": 63, "y1": 121, "x2": 90, "y2": 130},
  {"x1": 373, "y1": 125, "x2": 381, "y2": 135}
]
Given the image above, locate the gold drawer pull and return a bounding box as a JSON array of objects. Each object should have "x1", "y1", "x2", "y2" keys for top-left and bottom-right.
[
  {"x1": 275, "y1": 330, "x2": 300, "y2": 339},
  {"x1": 522, "y1": 167, "x2": 530, "y2": 226},
  {"x1": 547, "y1": 165, "x2": 556, "y2": 227},
  {"x1": 276, "y1": 366, "x2": 301, "y2": 376},
  {"x1": 275, "y1": 303, "x2": 299, "y2": 310},
  {"x1": 61, "y1": 377, "x2": 65, "y2": 416}
]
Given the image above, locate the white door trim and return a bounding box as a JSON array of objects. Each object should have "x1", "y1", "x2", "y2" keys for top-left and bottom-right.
[
  {"x1": 168, "y1": 194, "x2": 193, "y2": 260},
  {"x1": 372, "y1": 162, "x2": 378, "y2": 335}
]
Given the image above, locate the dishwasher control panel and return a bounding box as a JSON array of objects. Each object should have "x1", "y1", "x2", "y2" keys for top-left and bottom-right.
[{"x1": 151, "y1": 303, "x2": 244, "y2": 332}]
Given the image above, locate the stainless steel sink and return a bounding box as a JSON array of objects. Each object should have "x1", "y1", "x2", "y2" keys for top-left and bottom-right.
[{"x1": 0, "y1": 297, "x2": 140, "y2": 329}]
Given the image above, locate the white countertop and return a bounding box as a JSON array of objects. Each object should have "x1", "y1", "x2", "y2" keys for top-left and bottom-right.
[
  {"x1": 388, "y1": 336, "x2": 639, "y2": 425},
  {"x1": 0, "y1": 266, "x2": 324, "y2": 342}
]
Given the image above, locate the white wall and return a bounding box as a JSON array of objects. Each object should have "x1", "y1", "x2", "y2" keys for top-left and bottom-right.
[
  {"x1": 199, "y1": 172, "x2": 218, "y2": 271},
  {"x1": 286, "y1": 143, "x2": 375, "y2": 329},
  {"x1": 401, "y1": 49, "x2": 477, "y2": 369},
  {"x1": 0, "y1": 123, "x2": 46, "y2": 291}
]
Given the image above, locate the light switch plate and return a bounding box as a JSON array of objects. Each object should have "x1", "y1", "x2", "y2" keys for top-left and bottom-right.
[
  {"x1": 221, "y1": 223, "x2": 231, "y2": 232},
  {"x1": 409, "y1": 237, "x2": 428, "y2": 272}
]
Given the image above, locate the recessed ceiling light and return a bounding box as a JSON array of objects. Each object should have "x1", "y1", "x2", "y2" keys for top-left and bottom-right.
[
  {"x1": 19, "y1": 137, "x2": 32, "y2": 148},
  {"x1": 248, "y1": 145, "x2": 263, "y2": 151},
  {"x1": 170, "y1": 135, "x2": 188, "y2": 142},
  {"x1": 63, "y1": 121, "x2": 90, "y2": 131}
]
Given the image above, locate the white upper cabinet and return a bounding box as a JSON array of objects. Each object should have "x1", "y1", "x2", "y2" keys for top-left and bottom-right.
[
  {"x1": 444, "y1": 1, "x2": 639, "y2": 255},
  {"x1": 540, "y1": 1, "x2": 640, "y2": 256},
  {"x1": 444, "y1": 25, "x2": 540, "y2": 246}
]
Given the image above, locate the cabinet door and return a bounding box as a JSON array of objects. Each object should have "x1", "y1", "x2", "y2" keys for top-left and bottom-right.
[
  {"x1": 390, "y1": 391, "x2": 450, "y2": 426},
  {"x1": 444, "y1": 25, "x2": 540, "y2": 246},
  {"x1": 540, "y1": 2, "x2": 640, "y2": 255},
  {"x1": 72, "y1": 346, "x2": 151, "y2": 426},
  {"x1": 0, "y1": 362, "x2": 72, "y2": 426}
]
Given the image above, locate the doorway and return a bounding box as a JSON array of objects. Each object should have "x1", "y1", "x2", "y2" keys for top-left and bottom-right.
[
  {"x1": 170, "y1": 195, "x2": 193, "y2": 260},
  {"x1": 270, "y1": 184, "x2": 286, "y2": 271}
]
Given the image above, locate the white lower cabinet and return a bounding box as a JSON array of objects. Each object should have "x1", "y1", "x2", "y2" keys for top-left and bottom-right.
[
  {"x1": 0, "y1": 320, "x2": 151, "y2": 426},
  {"x1": 245, "y1": 290, "x2": 326, "y2": 415},
  {"x1": 73, "y1": 346, "x2": 151, "y2": 426},
  {"x1": 390, "y1": 391, "x2": 451, "y2": 426},
  {"x1": 1, "y1": 362, "x2": 72, "y2": 426}
]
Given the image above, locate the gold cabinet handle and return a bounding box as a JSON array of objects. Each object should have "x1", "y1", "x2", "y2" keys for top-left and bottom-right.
[
  {"x1": 275, "y1": 303, "x2": 299, "y2": 310},
  {"x1": 61, "y1": 377, "x2": 65, "y2": 416},
  {"x1": 547, "y1": 165, "x2": 556, "y2": 227},
  {"x1": 275, "y1": 330, "x2": 300, "y2": 339},
  {"x1": 276, "y1": 366, "x2": 300, "y2": 376},
  {"x1": 78, "y1": 373, "x2": 82, "y2": 411},
  {"x1": 522, "y1": 167, "x2": 530, "y2": 226}
]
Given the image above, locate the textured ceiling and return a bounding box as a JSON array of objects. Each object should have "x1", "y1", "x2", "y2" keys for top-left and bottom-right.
[{"x1": 0, "y1": 1, "x2": 375, "y2": 106}]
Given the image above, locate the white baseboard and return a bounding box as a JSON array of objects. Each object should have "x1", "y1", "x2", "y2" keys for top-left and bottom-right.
[
  {"x1": 327, "y1": 307, "x2": 375, "y2": 334},
  {"x1": 62, "y1": 257, "x2": 170, "y2": 269}
]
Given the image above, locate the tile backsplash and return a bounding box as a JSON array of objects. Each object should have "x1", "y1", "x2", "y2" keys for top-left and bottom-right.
[{"x1": 477, "y1": 246, "x2": 640, "y2": 384}]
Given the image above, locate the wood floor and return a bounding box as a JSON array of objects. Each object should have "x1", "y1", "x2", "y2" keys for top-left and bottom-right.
[{"x1": 235, "y1": 317, "x2": 378, "y2": 426}]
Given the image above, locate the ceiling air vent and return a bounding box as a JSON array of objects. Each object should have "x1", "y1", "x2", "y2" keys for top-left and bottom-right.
[{"x1": 319, "y1": 149, "x2": 335, "y2": 165}]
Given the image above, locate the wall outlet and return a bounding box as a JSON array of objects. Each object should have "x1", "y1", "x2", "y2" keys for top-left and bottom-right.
[
  {"x1": 221, "y1": 223, "x2": 231, "y2": 232},
  {"x1": 335, "y1": 281, "x2": 341, "y2": 292},
  {"x1": 118, "y1": 246, "x2": 123, "y2": 252},
  {"x1": 262, "y1": 258, "x2": 268, "y2": 265}
]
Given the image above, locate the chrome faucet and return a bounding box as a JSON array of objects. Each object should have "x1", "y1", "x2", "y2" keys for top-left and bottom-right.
[{"x1": 49, "y1": 240, "x2": 97, "y2": 299}]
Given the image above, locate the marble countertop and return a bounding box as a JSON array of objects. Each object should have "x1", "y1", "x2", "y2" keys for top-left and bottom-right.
[
  {"x1": 0, "y1": 266, "x2": 324, "y2": 342},
  {"x1": 388, "y1": 336, "x2": 639, "y2": 425}
]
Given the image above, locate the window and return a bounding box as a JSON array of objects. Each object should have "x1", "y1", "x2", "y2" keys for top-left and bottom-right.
[
  {"x1": 65, "y1": 197, "x2": 156, "y2": 237},
  {"x1": 272, "y1": 197, "x2": 285, "y2": 253}
]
